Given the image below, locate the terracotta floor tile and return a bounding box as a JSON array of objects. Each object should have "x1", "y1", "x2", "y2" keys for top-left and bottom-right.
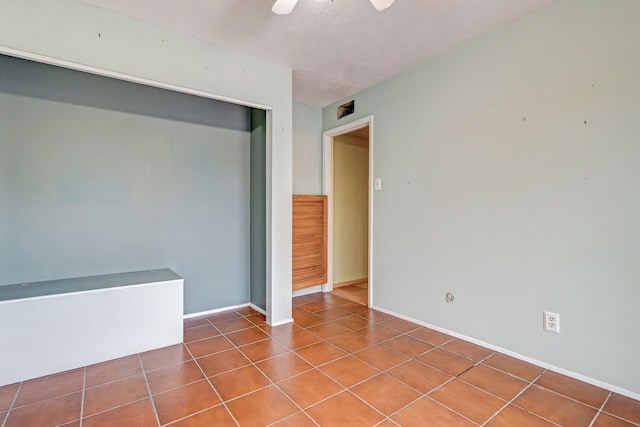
[
  {"x1": 315, "y1": 307, "x2": 352, "y2": 321},
  {"x1": 352, "y1": 374, "x2": 421, "y2": 416},
  {"x1": 319, "y1": 355, "x2": 380, "y2": 387},
  {"x1": 278, "y1": 369, "x2": 344, "y2": 408},
  {"x1": 486, "y1": 404, "x2": 556, "y2": 427},
  {"x1": 235, "y1": 306, "x2": 260, "y2": 316},
  {"x1": 225, "y1": 327, "x2": 270, "y2": 347},
  {"x1": 0, "y1": 411, "x2": 5, "y2": 425},
  {"x1": 5, "y1": 391, "x2": 81, "y2": 427},
  {"x1": 214, "y1": 317, "x2": 255, "y2": 333},
  {"x1": 319, "y1": 293, "x2": 351, "y2": 306},
  {"x1": 238, "y1": 338, "x2": 289, "y2": 363},
  {"x1": 152, "y1": 380, "x2": 220, "y2": 425},
  {"x1": 604, "y1": 393, "x2": 640, "y2": 424},
  {"x1": 85, "y1": 355, "x2": 142, "y2": 388},
  {"x1": 82, "y1": 398, "x2": 157, "y2": 427},
  {"x1": 336, "y1": 314, "x2": 372, "y2": 330},
  {"x1": 535, "y1": 370, "x2": 609, "y2": 408},
  {"x1": 183, "y1": 324, "x2": 220, "y2": 343},
  {"x1": 358, "y1": 309, "x2": 394, "y2": 323},
  {"x1": 83, "y1": 374, "x2": 149, "y2": 416},
  {"x1": 244, "y1": 313, "x2": 267, "y2": 326},
  {"x1": 443, "y1": 339, "x2": 494, "y2": 361},
  {"x1": 146, "y1": 360, "x2": 205, "y2": 395},
  {"x1": 593, "y1": 412, "x2": 638, "y2": 427},
  {"x1": 259, "y1": 322, "x2": 302, "y2": 338},
  {"x1": 387, "y1": 360, "x2": 453, "y2": 394},
  {"x1": 418, "y1": 348, "x2": 476, "y2": 376},
  {"x1": 14, "y1": 368, "x2": 84, "y2": 407},
  {"x1": 197, "y1": 348, "x2": 251, "y2": 378},
  {"x1": 0, "y1": 383, "x2": 19, "y2": 411},
  {"x1": 226, "y1": 386, "x2": 299, "y2": 427},
  {"x1": 292, "y1": 305, "x2": 312, "y2": 318},
  {"x1": 293, "y1": 294, "x2": 321, "y2": 305},
  {"x1": 328, "y1": 331, "x2": 376, "y2": 353},
  {"x1": 384, "y1": 335, "x2": 435, "y2": 358},
  {"x1": 183, "y1": 316, "x2": 210, "y2": 329},
  {"x1": 186, "y1": 335, "x2": 234, "y2": 358},
  {"x1": 408, "y1": 327, "x2": 454, "y2": 346},
  {"x1": 306, "y1": 321, "x2": 351, "y2": 339},
  {"x1": 256, "y1": 352, "x2": 313, "y2": 382},
  {"x1": 306, "y1": 391, "x2": 385, "y2": 426},
  {"x1": 392, "y1": 397, "x2": 476, "y2": 427},
  {"x1": 459, "y1": 364, "x2": 528, "y2": 401},
  {"x1": 275, "y1": 329, "x2": 323, "y2": 350},
  {"x1": 205, "y1": 310, "x2": 242, "y2": 323},
  {"x1": 170, "y1": 404, "x2": 236, "y2": 427},
  {"x1": 354, "y1": 344, "x2": 411, "y2": 371},
  {"x1": 513, "y1": 384, "x2": 597, "y2": 427},
  {"x1": 482, "y1": 352, "x2": 544, "y2": 382},
  {"x1": 294, "y1": 341, "x2": 348, "y2": 366},
  {"x1": 356, "y1": 324, "x2": 404, "y2": 342},
  {"x1": 140, "y1": 344, "x2": 192, "y2": 372},
  {"x1": 338, "y1": 301, "x2": 370, "y2": 314},
  {"x1": 382, "y1": 318, "x2": 421, "y2": 333},
  {"x1": 209, "y1": 365, "x2": 271, "y2": 401},
  {"x1": 294, "y1": 313, "x2": 328, "y2": 328},
  {"x1": 298, "y1": 300, "x2": 334, "y2": 312},
  {"x1": 430, "y1": 379, "x2": 505, "y2": 424},
  {"x1": 270, "y1": 411, "x2": 317, "y2": 427}
]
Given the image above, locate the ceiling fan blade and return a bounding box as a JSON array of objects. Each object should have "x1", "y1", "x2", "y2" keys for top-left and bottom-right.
[
  {"x1": 369, "y1": 0, "x2": 395, "y2": 11},
  {"x1": 272, "y1": 0, "x2": 299, "y2": 15}
]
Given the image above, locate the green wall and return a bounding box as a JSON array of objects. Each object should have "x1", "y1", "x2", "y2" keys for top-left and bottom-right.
[
  {"x1": 0, "y1": 54, "x2": 253, "y2": 314},
  {"x1": 0, "y1": 0, "x2": 293, "y2": 324},
  {"x1": 323, "y1": 0, "x2": 640, "y2": 394},
  {"x1": 250, "y1": 109, "x2": 267, "y2": 311},
  {"x1": 293, "y1": 103, "x2": 323, "y2": 195}
]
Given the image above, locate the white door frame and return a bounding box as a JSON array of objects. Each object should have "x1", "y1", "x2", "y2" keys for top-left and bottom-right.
[{"x1": 322, "y1": 115, "x2": 374, "y2": 307}]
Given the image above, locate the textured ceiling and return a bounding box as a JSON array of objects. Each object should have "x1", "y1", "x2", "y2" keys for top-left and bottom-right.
[{"x1": 82, "y1": 0, "x2": 555, "y2": 107}]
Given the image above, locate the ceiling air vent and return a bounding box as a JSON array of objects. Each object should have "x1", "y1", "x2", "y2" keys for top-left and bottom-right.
[{"x1": 337, "y1": 100, "x2": 355, "y2": 120}]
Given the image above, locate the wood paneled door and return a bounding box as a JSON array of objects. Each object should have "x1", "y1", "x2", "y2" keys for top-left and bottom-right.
[{"x1": 292, "y1": 195, "x2": 328, "y2": 290}]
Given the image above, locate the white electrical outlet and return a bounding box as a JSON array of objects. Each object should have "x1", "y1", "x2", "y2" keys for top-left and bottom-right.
[{"x1": 543, "y1": 311, "x2": 560, "y2": 333}]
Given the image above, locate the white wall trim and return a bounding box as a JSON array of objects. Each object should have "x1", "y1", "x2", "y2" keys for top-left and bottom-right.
[
  {"x1": 372, "y1": 305, "x2": 640, "y2": 401},
  {"x1": 323, "y1": 116, "x2": 374, "y2": 308},
  {"x1": 183, "y1": 303, "x2": 250, "y2": 319},
  {"x1": 0, "y1": 46, "x2": 272, "y2": 111},
  {"x1": 249, "y1": 303, "x2": 266, "y2": 315},
  {"x1": 293, "y1": 285, "x2": 323, "y2": 297},
  {"x1": 270, "y1": 318, "x2": 294, "y2": 327}
]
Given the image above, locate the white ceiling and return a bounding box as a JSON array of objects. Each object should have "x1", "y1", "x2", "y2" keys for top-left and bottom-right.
[{"x1": 83, "y1": 0, "x2": 555, "y2": 107}]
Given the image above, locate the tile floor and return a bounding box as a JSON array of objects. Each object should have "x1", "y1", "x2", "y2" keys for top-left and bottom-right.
[
  {"x1": 332, "y1": 280, "x2": 368, "y2": 306},
  {"x1": 2, "y1": 292, "x2": 639, "y2": 426}
]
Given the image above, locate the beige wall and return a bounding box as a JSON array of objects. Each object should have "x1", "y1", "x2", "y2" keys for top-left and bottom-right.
[{"x1": 333, "y1": 135, "x2": 368, "y2": 284}]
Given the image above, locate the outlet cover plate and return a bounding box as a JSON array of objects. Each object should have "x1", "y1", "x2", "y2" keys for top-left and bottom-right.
[{"x1": 543, "y1": 311, "x2": 560, "y2": 333}]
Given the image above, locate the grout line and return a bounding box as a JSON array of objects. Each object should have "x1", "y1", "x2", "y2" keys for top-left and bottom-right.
[
  {"x1": 181, "y1": 343, "x2": 241, "y2": 427},
  {"x1": 1, "y1": 382, "x2": 21, "y2": 427},
  {"x1": 138, "y1": 354, "x2": 162, "y2": 427},
  {"x1": 78, "y1": 367, "x2": 86, "y2": 427},
  {"x1": 588, "y1": 392, "x2": 611, "y2": 427}
]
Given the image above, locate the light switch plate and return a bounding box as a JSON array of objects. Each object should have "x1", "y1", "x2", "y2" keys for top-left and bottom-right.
[{"x1": 374, "y1": 178, "x2": 382, "y2": 191}]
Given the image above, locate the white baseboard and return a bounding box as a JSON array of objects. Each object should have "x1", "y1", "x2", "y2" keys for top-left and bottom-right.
[
  {"x1": 183, "y1": 303, "x2": 249, "y2": 319},
  {"x1": 270, "y1": 318, "x2": 294, "y2": 327},
  {"x1": 372, "y1": 305, "x2": 640, "y2": 401},
  {"x1": 249, "y1": 303, "x2": 266, "y2": 315},
  {"x1": 293, "y1": 285, "x2": 323, "y2": 297}
]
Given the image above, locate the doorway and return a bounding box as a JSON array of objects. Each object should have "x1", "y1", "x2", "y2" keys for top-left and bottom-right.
[{"x1": 323, "y1": 116, "x2": 374, "y2": 307}]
